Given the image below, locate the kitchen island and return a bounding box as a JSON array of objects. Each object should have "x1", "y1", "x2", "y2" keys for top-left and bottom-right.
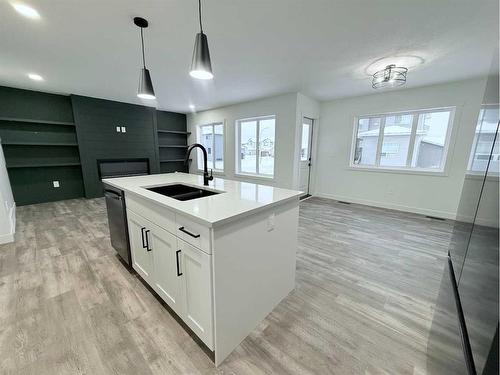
[{"x1": 102, "y1": 172, "x2": 301, "y2": 366}]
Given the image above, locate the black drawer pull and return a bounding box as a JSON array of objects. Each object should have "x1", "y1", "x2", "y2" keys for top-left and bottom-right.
[
  {"x1": 178, "y1": 226, "x2": 200, "y2": 238},
  {"x1": 145, "y1": 230, "x2": 152, "y2": 252},
  {"x1": 176, "y1": 250, "x2": 182, "y2": 276},
  {"x1": 141, "y1": 227, "x2": 147, "y2": 248}
]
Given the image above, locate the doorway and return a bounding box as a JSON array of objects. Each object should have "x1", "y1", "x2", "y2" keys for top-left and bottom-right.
[{"x1": 298, "y1": 117, "x2": 314, "y2": 197}]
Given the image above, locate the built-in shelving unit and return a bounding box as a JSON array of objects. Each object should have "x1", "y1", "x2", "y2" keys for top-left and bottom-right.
[
  {"x1": 156, "y1": 111, "x2": 189, "y2": 173},
  {"x1": 0, "y1": 119, "x2": 81, "y2": 172},
  {"x1": 0, "y1": 85, "x2": 84, "y2": 205}
]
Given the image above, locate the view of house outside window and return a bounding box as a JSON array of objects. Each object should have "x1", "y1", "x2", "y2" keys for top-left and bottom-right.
[
  {"x1": 353, "y1": 108, "x2": 454, "y2": 172},
  {"x1": 468, "y1": 105, "x2": 499, "y2": 174},
  {"x1": 238, "y1": 116, "x2": 275, "y2": 177},
  {"x1": 198, "y1": 122, "x2": 224, "y2": 171}
]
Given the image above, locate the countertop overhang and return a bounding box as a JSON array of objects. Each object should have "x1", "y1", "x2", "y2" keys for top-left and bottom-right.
[{"x1": 103, "y1": 172, "x2": 302, "y2": 227}]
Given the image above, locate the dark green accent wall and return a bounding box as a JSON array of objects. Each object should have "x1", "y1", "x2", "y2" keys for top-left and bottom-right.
[
  {"x1": 0, "y1": 86, "x2": 188, "y2": 205},
  {"x1": 71, "y1": 95, "x2": 160, "y2": 198},
  {"x1": 0, "y1": 86, "x2": 84, "y2": 205}
]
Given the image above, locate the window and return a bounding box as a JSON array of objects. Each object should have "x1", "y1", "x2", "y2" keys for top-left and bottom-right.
[
  {"x1": 352, "y1": 108, "x2": 454, "y2": 172},
  {"x1": 467, "y1": 105, "x2": 499, "y2": 174},
  {"x1": 197, "y1": 122, "x2": 224, "y2": 171},
  {"x1": 301, "y1": 120, "x2": 311, "y2": 161},
  {"x1": 237, "y1": 116, "x2": 275, "y2": 177}
]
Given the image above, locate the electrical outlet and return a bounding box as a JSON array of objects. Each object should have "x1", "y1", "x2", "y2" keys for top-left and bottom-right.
[
  {"x1": 53, "y1": 181, "x2": 60, "y2": 188},
  {"x1": 116, "y1": 126, "x2": 121, "y2": 132},
  {"x1": 121, "y1": 126, "x2": 126, "y2": 133},
  {"x1": 267, "y1": 213, "x2": 275, "y2": 231}
]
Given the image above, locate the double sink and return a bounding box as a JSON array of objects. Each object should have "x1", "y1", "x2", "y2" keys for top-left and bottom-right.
[{"x1": 146, "y1": 184, "x2": 221, "y2": 201}]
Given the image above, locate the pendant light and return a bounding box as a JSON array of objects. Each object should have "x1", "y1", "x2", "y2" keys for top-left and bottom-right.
[
  {"x1": 134, "y1": 17, "x2": 156, "y2": 99},
  {"x1": 190, "y1": 0, "x2": 213, "y2": 80},
  {"x1": 372, "y1": 64, "x2": 408, "y2": 89}
]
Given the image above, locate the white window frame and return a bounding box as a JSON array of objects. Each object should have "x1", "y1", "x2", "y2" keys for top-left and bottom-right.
[
  {"x1": 349, "y1": 107, "x2": 456, "y2": 175},
  {"x1": 197, "y1": 121, "x2": 225, "y2": 173},
  {"x1": 467, "y1": 104, "x2": 500, "y2": 176},
  {"x1": 235, "y1": 115, "x2": 276, "y2": 179}
]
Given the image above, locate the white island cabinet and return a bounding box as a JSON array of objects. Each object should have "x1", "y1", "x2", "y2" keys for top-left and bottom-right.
[{"x1": 102, "y1": 172, "x2": 301, "y2": 366}]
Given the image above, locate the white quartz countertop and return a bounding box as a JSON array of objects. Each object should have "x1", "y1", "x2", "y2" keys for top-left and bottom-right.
[{"x1": 103, "y1": 173, "x2": 302, "y2": 227}]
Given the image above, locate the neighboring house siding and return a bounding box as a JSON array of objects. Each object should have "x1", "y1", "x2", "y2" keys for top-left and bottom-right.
[
  {"x1": 416, "y1": 142, "x2": 444, "y2": 168},
  {"x1": 201, "y1": 134, "x2": 224, "y2": 161}
]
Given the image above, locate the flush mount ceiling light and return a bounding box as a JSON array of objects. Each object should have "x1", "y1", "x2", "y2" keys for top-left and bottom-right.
[
  {"x1": 27, "y1": 73, "x2": 43, "y2": 81},
  {"x1": 134, "y1": 17, "x2": 156, "y2": 100},
  {"x1": 372, "y1": 64, "x2": 408, "y2": 89},
  {"x1": 11, "y1": 2, "x2": 40, "y2": 19},
  {"x1": 190, "y1": 0, "x2": 213, "y2": 80}
]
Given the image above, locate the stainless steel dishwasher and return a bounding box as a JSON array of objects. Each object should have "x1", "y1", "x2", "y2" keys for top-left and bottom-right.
[{"x1": 104, "y1": 184, "x2": 131, "y2": 266}]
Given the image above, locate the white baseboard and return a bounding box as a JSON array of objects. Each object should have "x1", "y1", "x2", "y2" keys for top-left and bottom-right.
[
  {"x1": 9, "y1": 202, "x2": 15, "y2": 232},
  {"x1": 0, "y1": 232, "x2": 14, "y2": 245},
  {"x1": 313, "y1": 192, "x2": 456, "y2": 220},
  {"x1": 0, "y1": 202, "x2": 16, "y2": 245}
]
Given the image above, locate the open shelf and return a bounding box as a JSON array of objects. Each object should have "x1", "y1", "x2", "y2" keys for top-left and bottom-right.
[
  {"x1": 7, "y1": 162, "x2": 81, "y2": 169},
  {"x1": 158, "y1": 130, "x2": 191, "y2": 135},
  {"x1": 156, "y1": 110, "x2": 189, "y2": 173},
  {"x1": 2, "y1": 141, "x2": 78, "y2": 146},
  {"x1": 160, "y1": 158, "x2": 191, "y2": 163},
  {"x1": 0, "y1": 117, "x2": 75, "y2": 126}
]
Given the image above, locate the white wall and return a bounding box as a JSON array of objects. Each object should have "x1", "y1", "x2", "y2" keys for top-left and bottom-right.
[
  {"x1": 0, "y1": 139, "x2": 15, "y2": 244},
  {"x1": 187, "y1": 93, "x2": 300, "y2": 189},
  {"x1": 314, "y1": 78, "x2": 486, "y2": 219}
]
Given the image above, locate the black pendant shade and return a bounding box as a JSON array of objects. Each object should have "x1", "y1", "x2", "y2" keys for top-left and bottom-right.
[
  {"x1": 134, "y1": 17, "x2": 156, "y2": 100},
  {"x1": 190, "y1": 32, "x2": 213, "y2": 80},
  {"x1": 190, "y1": 0, "x2": 213, "y2": 80},
  {"x1": 138, "y1": 68, "x2": 155, "y2": 100}
]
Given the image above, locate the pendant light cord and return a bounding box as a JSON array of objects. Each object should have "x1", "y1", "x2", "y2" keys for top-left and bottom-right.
[
  {"x1": 198, "y1": 0, "x2": 203, "y2": 33},
  {"x1": 140, "y1": 27, "x2": 146, "y2": 68}
]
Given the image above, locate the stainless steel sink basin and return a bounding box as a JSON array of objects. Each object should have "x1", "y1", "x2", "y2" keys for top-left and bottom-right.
[{"x1": 145, "y1": 184, "x2": 220, "y2": 201}]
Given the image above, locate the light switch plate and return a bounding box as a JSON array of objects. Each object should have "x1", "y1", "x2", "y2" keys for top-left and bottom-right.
[
  {"x1": 116, "y1": 126, "x2": 121, "y2": 132},
  {"x1": 53, "y1": 181, "x2": 60, "y2": 188},
  {"x1": 121, "y1": 126, "x2": 126, "y2": 133}
]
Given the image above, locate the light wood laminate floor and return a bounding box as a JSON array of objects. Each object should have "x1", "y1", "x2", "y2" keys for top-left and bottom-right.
[{"x1": 0, "y1": 197, "x2": 454, "y2": 374}]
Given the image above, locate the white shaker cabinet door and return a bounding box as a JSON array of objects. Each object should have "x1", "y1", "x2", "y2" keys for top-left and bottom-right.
[
  {"x1": 127, "y1": 210, "x2": 154, "y2": 284},
  {"x1": 178, "y1": 239, "x2": 214, "y2": 350},
  {"x1": 149, "y1": 222, "x2": 183, "y2": 317}
]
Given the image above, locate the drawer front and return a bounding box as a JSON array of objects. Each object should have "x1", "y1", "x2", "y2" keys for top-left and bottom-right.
[
  {"x1": 176, "y1": 214, "x2": 211, "y2": 254},
  {"x1": 126, "y1": 193, "x2": 176, "y2": 234}
]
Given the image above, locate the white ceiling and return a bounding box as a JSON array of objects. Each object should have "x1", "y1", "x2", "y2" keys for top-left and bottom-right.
[{"x1": 0, "y1": 0, "x2": 498, "y2": 113}]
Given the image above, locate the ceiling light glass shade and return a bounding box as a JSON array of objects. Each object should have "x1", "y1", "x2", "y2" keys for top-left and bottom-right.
[
  {"x1": 137, "y1": 68, "x2": 155, "y2": 100},
  {"x1": 190, "y1": 32, "x2": 213, "y2": 80},
  {"x1": 372, "y1": 64, "x2": 408, "y2": 89}
]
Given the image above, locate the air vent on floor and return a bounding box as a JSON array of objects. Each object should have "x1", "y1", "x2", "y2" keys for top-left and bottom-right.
[
  {"x1": 337, "y1": 201, "x2": 351, "y2": 205},
  {"x1": 425, "y1": 215, "x2": 446, "y2": 221}
]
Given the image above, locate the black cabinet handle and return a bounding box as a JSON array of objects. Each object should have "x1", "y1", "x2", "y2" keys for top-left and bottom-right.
[
  {"x1": 178, "y1": 226, "x2": 200, "y2": 238},
  {"x1": 176, "y1": 250, "x2": 182, "y2": 276},
  {"x1": 141, "y1": 227, "x2": 147, "y2": 248},
  {"x1": 145, "y1": 230, "x2": 152, "y2": 252}
]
